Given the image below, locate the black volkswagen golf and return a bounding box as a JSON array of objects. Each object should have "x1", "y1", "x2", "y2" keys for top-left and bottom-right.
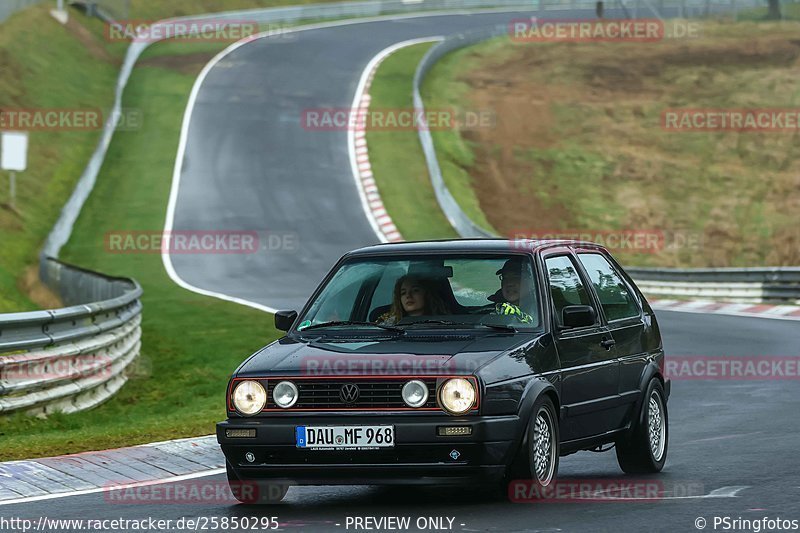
[{"x1": 217, "y1": 239, "x2": 669, "y2": 503}]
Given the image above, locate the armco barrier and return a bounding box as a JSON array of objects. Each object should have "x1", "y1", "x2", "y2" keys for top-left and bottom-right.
[
  {"x1": 0, "y1": 258, "x2": 142, "y2": 416},
  {"x1": 0, "y1": 0, "x2": 44, "y2": 23},
  {"x1": 412, "y1": 5, "x2": 800, "y2": 303},
  {"x1": 626, "y1": 267, "x2": 800, "y2": 304}
]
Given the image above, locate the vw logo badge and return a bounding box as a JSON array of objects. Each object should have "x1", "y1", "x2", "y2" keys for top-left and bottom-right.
[{"x1": 339, "y1": 383, "x2": 360, "y2": 404}]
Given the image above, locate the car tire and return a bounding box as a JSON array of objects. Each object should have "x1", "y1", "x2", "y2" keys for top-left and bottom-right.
[
  {"x1": 616, "y1": 378, "x2": 668, "y2": 474},
  {"x1": 226, "y1": 462, "x2": 289, "y2": 504},
  {"x1": 501, "y1": 395, "x2": 560, "y2": 500},
  {"x1": 526, "y1": 396, "x2": 560, "y2": 488}
]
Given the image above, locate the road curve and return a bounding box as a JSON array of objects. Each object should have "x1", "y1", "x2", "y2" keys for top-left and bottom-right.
[{"x1": 163, "y1": 10, "x2": 596, "y2": 313}]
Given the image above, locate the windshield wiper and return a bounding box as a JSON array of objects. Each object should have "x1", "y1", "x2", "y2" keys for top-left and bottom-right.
[
  {"x1": 478, "y1": 322, "x2": 517, "y2": 332},
  {"x1": 299, "y1": 320, "x2": 405, "y2": 334},
  {"x1": 405, "y1": 319, "x2": 517, "y2": 332},
  {"x1": 404, "y1": 319, "x2": 464, "y2": 327}
]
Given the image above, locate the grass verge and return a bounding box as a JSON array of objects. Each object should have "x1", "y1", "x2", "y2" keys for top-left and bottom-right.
[
  {"x1": 0, "y1": 40, "x2": 276, "y2": 461},
  {"x1": 365, "y1": 43, "x2": 459, "y2": 240},
  {"x1": 399, "y1": 19, "x2": 800, "y2": 267},
  {"x1": 0, "y1": 6, "x2": 119, "y2": 312},
  {"x1": 419, "y1": 43, "x2": 508, "y2": 235}
]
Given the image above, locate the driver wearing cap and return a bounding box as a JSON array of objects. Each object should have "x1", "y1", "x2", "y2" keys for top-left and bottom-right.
[{"x1": 489, "y1": 258, "x2": 534, "y2": 324}]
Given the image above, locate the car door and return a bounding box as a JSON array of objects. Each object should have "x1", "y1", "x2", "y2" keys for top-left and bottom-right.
[
  {"x1": 543, "y1": 251, "x2": 620, "y2": 442},
  {"x1": 575, "y1": 250, "x2": 647, "y2": 431}
]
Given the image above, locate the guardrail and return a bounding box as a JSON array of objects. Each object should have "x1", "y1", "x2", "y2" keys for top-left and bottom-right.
[
  {"x1": 0, "y1": 257, "x2": 142, "y2": 416},
  {"x1": 412, "y1": 5, "x2": 800, "y2": 303},
  {"x1": 0, "y1": 0, "x2": 44, "y2": 23},
  {"x1": 626, "y1": 267, "x2": 800, "y2": 303}
]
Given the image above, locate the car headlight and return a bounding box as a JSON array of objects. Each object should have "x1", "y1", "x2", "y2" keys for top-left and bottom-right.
[
  {"x1": 273, "y1": 380, "x2": 299, "y2": 408},
  {"x1": 438, "y1": 378, "x2": 476, "y2": 415},
  {"x1": 232, "y1": 380, "x2": 266, "y2": 415},
  {"x1": 402, "y1": 380, "x2": 429, "y2": 408}
]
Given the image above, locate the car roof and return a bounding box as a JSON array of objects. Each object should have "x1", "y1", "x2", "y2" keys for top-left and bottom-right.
[{"x1": 345, "y1": 238, "x2": 606, "y2": 257}]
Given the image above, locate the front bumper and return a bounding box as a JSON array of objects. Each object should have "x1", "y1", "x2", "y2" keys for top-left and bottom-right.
[{"x1": 217, "y1": 414, "x2": 520, "y2": 485}]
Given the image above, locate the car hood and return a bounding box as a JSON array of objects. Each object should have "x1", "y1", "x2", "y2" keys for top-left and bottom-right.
[{"x1": 235, "y1": 333, "x2": 535, "y2": 378}]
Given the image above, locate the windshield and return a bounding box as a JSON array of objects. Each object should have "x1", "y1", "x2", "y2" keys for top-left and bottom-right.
[{"x1": 295, "y1": 254, "x2": 541, "y2": 332}]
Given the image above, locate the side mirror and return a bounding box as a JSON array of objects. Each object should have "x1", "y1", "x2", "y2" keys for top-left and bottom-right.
[
  {"x1": 561, "y1": 305, "x2": 596, "y2": 329},
  {"x1": 275, "y1": 310, "x2": 298, "y2": 332}
]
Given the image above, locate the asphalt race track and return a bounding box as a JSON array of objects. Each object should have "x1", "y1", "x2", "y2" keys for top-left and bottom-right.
[
  {"x1": 5, "y1": 311, "x2": 800, "y2": 531},
  {"x1": 166, "y1": 9, "x2": 607, "y2": 312},
  {"x1": 7, "y1": 10, "x2": 799, "y2": 533}
]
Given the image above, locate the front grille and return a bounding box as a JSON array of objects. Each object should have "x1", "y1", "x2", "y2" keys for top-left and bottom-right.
[{"x1": 265, "y1": 378, "x2": 438, "y2": 411}]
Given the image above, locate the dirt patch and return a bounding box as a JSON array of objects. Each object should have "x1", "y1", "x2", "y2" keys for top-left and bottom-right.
[
  {"x1": 0, "y1": 48, "x2": 27, "y2": 105},
  {"x1": 20, "y1": 265, "x2": 64, "y2": 310},
  {"x1": 63, "y1": 15, "x2": 118, "y2": 64},
  {"x1": 461, "y1": 83, "x2": 570, "y2": 234},
  {"x1": 138, "y1": 52, "x2": 218, "y2": 74},
  {"x1": 450, "y1": 29, "x2": 800, "y2": 266}
]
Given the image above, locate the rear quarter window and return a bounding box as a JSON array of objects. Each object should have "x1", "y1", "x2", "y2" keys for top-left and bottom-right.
[{"x1": 577, "y1": 253, "x2": 641, "y2": 321}]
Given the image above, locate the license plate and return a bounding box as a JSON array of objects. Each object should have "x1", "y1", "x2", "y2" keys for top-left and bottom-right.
[{"x1": 296, "y1": 425, "x2": 395, "y2": 449}]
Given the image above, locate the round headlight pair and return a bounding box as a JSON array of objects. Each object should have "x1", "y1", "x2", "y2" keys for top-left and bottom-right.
[
  {"x1": 232, "y1": 380, "x2": 298, "y2": 415},
  {"x1": 438, "y1": 378, "x2": 476, "y2": 415}
]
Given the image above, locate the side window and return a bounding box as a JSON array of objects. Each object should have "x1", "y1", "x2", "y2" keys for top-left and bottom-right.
[
  {"x1": 577, "y1": 253, "x2": 640, "y2": 321},
  {"x1": 544, "y1": 255, "x2": 596, "y2": 327}
]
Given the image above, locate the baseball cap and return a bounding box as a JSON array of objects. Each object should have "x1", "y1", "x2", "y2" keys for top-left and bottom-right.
[{"x1": 496, "y1": 257, "x2": 524, "y2": 276}]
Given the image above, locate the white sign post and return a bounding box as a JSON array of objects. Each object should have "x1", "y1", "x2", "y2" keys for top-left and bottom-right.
[
  {"x1": 1, "y1": 131, "x2": 29, "y2": 210},
  {"x1": 51, "y1": 0, "x2": 69, "y2": 24}
]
